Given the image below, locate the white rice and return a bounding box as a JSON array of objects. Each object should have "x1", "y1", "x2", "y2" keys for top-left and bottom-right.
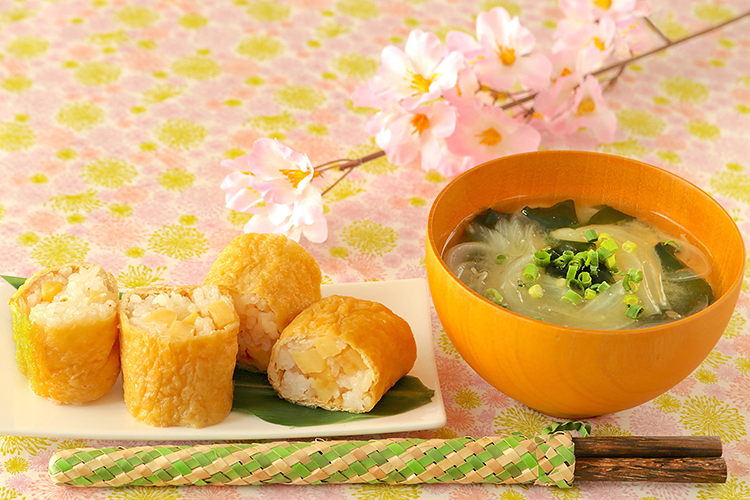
[
  {"x1": 233, "y1": 292, "x2": 279, "y2": 362},
  {"x1": 277, "y1": 338, "x2": 374, "y2": 412},
  {"x1": 28, "y1": 265, "x2": 117, "y2": 328},
  {"x1": 125, "y1": 285, "x2": 227, "y2": 337}
]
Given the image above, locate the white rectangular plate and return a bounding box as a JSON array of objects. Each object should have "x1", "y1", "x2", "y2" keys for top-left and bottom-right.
[{"x1": 0, "y1": 278, "x2": 445, "y2": 441}]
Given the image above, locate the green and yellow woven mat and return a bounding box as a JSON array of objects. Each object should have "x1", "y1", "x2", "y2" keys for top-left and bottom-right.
[{"x1": 48, "y1": 422, "x2": 589, "y2": 488}]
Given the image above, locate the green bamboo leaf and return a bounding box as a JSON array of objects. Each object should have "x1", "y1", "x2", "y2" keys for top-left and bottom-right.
[
  {"x1": 1, "y1": 275, "x2": 26, "y2": 289},
  {"x1": 232, "y1": 370, "x2": 434, "y2": 427}
]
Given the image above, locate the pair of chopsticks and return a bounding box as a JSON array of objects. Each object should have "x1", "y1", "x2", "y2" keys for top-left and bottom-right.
[{"x1": 573, "y1": 436, "x2": 726, "y2": 483}]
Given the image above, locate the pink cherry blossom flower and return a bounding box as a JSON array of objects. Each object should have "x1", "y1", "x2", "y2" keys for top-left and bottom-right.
[
  {"x1": 243, "y1": 188, "x2": 328, "y2": 243},
  {"x1": 442, "y1": 67, "x2": 482, "y2": 107},
  {"x1": 552, "y1": 16, "x2": 616, "y2": 65},
  {"x1": 557, "y1": 0, "x2": 650, "y2": 60},
  {"x1": 368, "y1": 29, "x2": 463, "y2": 110},
  {"x1": 446, "y1": 102, "x2": 541, "y2": 164},
  {"x1": 534, "y1": 45, "x2": 603, "y2": 119},
  {"x1": 469, "y1": 7, "x2": 552, "y2": 91},
  {"x1": 558, "y1": 0, "x2": 649, "y2": 26},
  {"x1": 543, "y1": 75, "x2": 617, "y2": 143},
  {"x1": 371, "y1": 101, "x2": 457, "y2": 171},
  {"x1": 221, "y1": 138, "x2": 328, "y2": 243},
  {"x1": 435, "y1": 146, "x2": 477, "y2": 178}
]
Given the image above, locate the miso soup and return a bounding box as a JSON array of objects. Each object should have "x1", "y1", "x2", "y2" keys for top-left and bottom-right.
[{"x1": 443, "y1": 199, "x2": 715, "y2": 330}]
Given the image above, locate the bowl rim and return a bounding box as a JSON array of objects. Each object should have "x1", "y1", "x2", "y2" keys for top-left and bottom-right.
[{"x1": 426, "y1": 150, "x2": 746, "y2": 336}]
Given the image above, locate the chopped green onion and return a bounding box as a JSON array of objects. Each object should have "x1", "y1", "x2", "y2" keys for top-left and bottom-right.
[
  {"x1": 597, "y1": 232, "x2": 611, "y2": 242},
  {"x1": 627, "y1": 269, "x2": 643, "y2": 283},
  {"x1": 495, "y1": 254, "x2": 507, "y2": 264},
  {"x1": 483, "y1": 288, "x2": 504, "y2": 305},
  {"x1": 584, "y1": 288, "x2": 597, "y2": 300},
  {"x1": 626, "y1": 304, "x2": 644, "y2": 319},
  {"x1": 528, "y1": 284, "x2": 544, "y2": 298},
  {"x1": 628, "y1": 282, "x2": 640, "y2": 292},
  {"x1": 523, "y1": 263, "x2": 539, "y2": 282},
  {"x1": 566, "y1": 263, "x2": 579, "y2": 281},
  {"x1": 664, "y1": 239, "x2": 681, "y2": 249},
  {"x1": 597, "y1": 282, "x2": 611, "y2": 293},
  {"x1": 561, "y1": 290, "x2": 583, "y2": 305},
  {"x1": 605, "y1": 255, "x2": 618, "y2": 271},
  {"x1": 533, "y1": 251, "x2": 550, "y2": 267},
  {"x1": 624, "y1": 295, "x2": 639, "y2": 306},
  {"x1": 588, "y1": 250, "x2": 599, "y2": 274},
  {"x1": 622, "y1": 241, "x2": 637, "y2": 253},
  {"x1": 578, "y1": 271, "x2": 592, "y2": 287},
  {"x1": 601, "y1": 238, "x2": 619, "y2": 254},
  {"x1": 553, "y1": 250, "x2": 575, "y2": 268},
  {"x1": 596, "y1": 247, "x2": 612, "y2": 261},
  {"x1": 583, "y1": 229, "x2": 598, "y2": 242}
]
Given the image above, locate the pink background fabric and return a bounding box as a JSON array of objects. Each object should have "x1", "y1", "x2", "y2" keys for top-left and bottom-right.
[{"x1": 1, "y1": 0, "x2": 750, "y2": 498}]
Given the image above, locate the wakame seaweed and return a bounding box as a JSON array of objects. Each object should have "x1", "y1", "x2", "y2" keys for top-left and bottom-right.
[
  {"x1": 472, "y1": 208, "x2": 511, "y2": 229},
  {"x1": 662, "y1": 271, "x2": 714, "y2": 316},
  {"x1": 521, "y1": 199, "x2": 579, "y2": 231},
  {"x1": 654, "y1": 243, "x2": 714, "y2": 316},
  {"x1": 654, "y1": 242, "x2": 686, "y2": 273},
  {"x1": 587, "y1": 205, "x2": 636, "y2": 225},
  {"x1": 654, "y1": 242, "x2": 715, "y2": 316}
]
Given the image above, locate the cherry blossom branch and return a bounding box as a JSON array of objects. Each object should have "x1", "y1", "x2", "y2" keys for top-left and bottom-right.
[
  {"x1": 497, "y1": 10, "x2": 750, "y2": 111},
  {"x1": 222, "y1": 7, "x2": 750, "y2": 243},
  {"x1": 317, "y1": 9, "x2": 749, "y2": 182},
  {"x1": 591, "y1": 10, "x2": 750, "y2": 78}
]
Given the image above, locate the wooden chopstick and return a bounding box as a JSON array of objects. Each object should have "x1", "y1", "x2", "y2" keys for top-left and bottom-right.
[
  {"x1": 572, "y1": 436, "x2": 726, "y2": 483},
  {"x1": 575, "y1": 457, "x2": 726, "y2": 483},
  {"x1": 573, "y1": 436, "x2": 723, "y2": 458}
]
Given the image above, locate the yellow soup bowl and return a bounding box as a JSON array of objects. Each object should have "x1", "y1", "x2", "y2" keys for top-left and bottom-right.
[{"x1": 426, "y1": 151, "x2": 745, "y2": 418}]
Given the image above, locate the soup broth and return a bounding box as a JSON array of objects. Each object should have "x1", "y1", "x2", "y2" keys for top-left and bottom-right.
[{"x1": 443, "y1": 199, "x2": 715, "y2": 330}]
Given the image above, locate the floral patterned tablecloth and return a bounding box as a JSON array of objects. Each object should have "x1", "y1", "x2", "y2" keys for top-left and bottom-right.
[{"x1": 2, "y1": 0, "x2": 750, "y2": 499}]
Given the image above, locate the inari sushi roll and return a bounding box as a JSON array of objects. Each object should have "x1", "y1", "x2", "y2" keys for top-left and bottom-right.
[
  {"x1": 268, "y1": 295, "x2": 417, "y2": 413},
  {"x1": 119, "y1": 285, "x2": 239, "y2": 428},
  {"x1": 204, "y1": 233, "x2": 322, "y2": 372},
  {"x1": 9, "y1": 263, "x2": 120, "y2": 404}
]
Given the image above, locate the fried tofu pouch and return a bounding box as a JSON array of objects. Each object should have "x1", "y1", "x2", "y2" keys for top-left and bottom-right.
[
  {"x1": 203, "y1": 233, "x2": 322, "y2": 372},
  {"x1": 119, "y1": 284, "x2": 239, "y2": 428},
  {"x1": 267, "y1": 295, "x2": 417, "y2": 413},
  {"x1": 8, "y1": 263, "x2": 120, "y2": 404}
]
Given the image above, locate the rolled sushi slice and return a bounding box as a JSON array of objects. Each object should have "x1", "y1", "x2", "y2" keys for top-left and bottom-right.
[
  {"x1": 204, "y1": 233, "x2": 322, "y2": 372},
  {"x1": 119, "y1": 284, "x2": 239, "y2": 428},
  {"x1": 9, "y1": 263, "x2": 120, "y2": 404},
  {"x1": 268, "y1": 295, "x2": 417, "y2": 413}
]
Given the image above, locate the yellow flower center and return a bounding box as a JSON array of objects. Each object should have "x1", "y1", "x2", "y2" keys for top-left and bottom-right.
[
  {"x1": 593, "y1": 0, "x2": 612, "y2": 9},
  {"x1": 476, "y1": 128, "x2": 502, "y2": 146},
  {"x1": 411, "y1": 113, "x2": 429, "y2": 136},
  {"x1": 577, "y1": 97, "x2": 596, "y2": 115},
  {"x1": 592, "y1": 37, "x2": 606, "y2": 51},
  {"x1": 410, "y1": 72, "x2": 435, "y2": 94},
  {"x1": 561, "y1": 67, "x2": 573, "y2": 77},
  {"x1": 280, "y1": 168, "x2": 321, "y2": 188},
  {"x1": 496, "y1": 45, "x2": 516, "y2": 66}
]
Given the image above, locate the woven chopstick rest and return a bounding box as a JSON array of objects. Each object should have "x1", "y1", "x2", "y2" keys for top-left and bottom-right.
[{"x1": 49, "y1": 429, "x2": 579, "y2": 488}]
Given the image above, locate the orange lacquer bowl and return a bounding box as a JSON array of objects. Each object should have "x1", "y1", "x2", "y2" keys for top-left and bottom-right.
[{"x1": 426, "y1": 151, "x2": 745, "y2": 418}]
